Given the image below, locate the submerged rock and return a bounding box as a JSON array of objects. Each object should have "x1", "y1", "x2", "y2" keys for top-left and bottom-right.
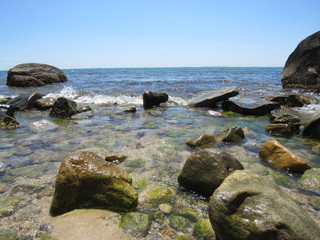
[
  {"x1": 193, "y1": 219, "x2": 216, "y2": 240},
  {"x1": 143, "y1": 186, "x2": 175, "y2": 206},
  {"x1": 50, "y1": 151, "x2": 138, "y2": 216},
  {"x1": 222, "y1": 100, "x2": 280, "y2": 116},
  {"x1": 119, "y1": 212, "x2": 152, "y2": 238},
  {"x1": 105, "y1": 154, "x2": 127, "y2": 164},
  {"x1": 185, "y1": 134, "x2": 217, "y2": 149},
  {"x1": 143, "y1": 91, "x2": 168, "y2": 109},
  {"x1": 7, "y1": 93, "x2": 42, "y2": 111},
  {"x1": 29, "y1": 119, "x2": 58, "y2": 132},
  {"x1": 209, "y1": 170, "x2": 320, "y2": 240},
  {"x1": 259, "y1": 141, "x2": 311, "y2": 173},
  {"x1": 49, "y1": 97, "x2": 77, "y2": 119},
  {"x1": 300, "y1": 168, "x2": 320, "y2": 194},
  {"x1": 169, "y1": 215, "x2": 192, "y2": 231},
  {"x1": 7, "y1": 63, "x2": 68, "y2": 87},
  {"x1": 282, "y1": 31, "x2": 320, "y2": 90},
  {"x1": 178, "y1": 150, "x2": 244, "y2": 195},
  {"x1": 188, "y1": 87, "x2": 239, "y2": 108}
]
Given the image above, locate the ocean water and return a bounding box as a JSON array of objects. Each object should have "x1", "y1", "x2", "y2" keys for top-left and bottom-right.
[{"x1": 0, "y1": 67, "x2": 320, "y2": 239}]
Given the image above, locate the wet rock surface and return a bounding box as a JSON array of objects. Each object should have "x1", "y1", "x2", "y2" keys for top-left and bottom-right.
[
  {"x1": 222, "y1": 100, "x2": 280, "y2": 116},
  {"x1": 50, "y1": 151, "x2": 138, "y2": 216},
  {"x1": 178, "y1": 150, "x2": 244, "y2": 195},
  {"x1": 49, "y1": 97, "x2": 77, "y2": 119},
  {"x1": 188, "y1": 87, "x2": 239, "y2": 108},
  {"x1": 143, "y1": 91, "x2": 168, "y2": 109},
  {"x1": 259, "y1": 140, "x2": 311, "y2": 173},
  {"x1": 209, "y1": 170, "x2": 320, "y2": 240}
]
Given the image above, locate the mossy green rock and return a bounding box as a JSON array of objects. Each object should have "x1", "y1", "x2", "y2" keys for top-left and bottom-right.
[
  {"x1": 0, "y1": 229, "x2": 19, "y2": 240},
  {"x1": 169, "y1": 215, "x2": 192, "y2": 231},
  {"x1": 144, "y1": 186, "x2": 175, "y2": 205},
  {"x1": 300, "y1": 168, "x2": 320, "y2": 194},
  {"x1": 175, "y1": 207, "x2": 199, "y2": 222},
  {"x1": 193, "y1": 219, "x2": 216, "y2": 240},
  {"x1": 119, "y1": 212, "x2": 152, "y2": 238},
  {"x1": 209, "y1": 170, "x2": 320, "y2": 240},
  {"x1": 0, "y1": 115, "x2": 20, "y2": 129},
  {"x1": 178, "y1": 150, "x2": 243, "y2": 195},
  {"x1": 50, "y1": 151, "x2": 138, "y2": 216}
]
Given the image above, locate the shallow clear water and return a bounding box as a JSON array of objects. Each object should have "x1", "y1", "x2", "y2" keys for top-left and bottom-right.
[{"x1": 0, "y1": 67, "x2": 320, "y2": 239}]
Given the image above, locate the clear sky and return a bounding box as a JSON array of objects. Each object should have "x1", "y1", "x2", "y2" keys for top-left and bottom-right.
[{"x1": 0, "y1": 0, "x2": 319, "y2": 70}]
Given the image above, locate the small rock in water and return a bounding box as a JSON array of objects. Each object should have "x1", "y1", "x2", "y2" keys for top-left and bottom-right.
[
  {"x1": 300, "y1": 168, "x2": 320, "y2": 194},
  {"x1": 259, "y1": 140, "x2": 311, "y2": 173},
  {"x1": 49, "y1": 97, "x2": 77, "y2": 119},
  {"x1": 123, "y1": 107, "x2": 137, "y2": 113},
  {"x1": 105, "y1": 154, "x2": 127, "y2": 164},
  {"x1": 29, "y1": 119, "x2": 58, "y2": 132},
  {"x1": 0, "y1": 162, "x2": 6, "y2": 176},
  {"x1": 34, "y1": 97, "x2": 56, "y2": 110},
  {"x1": 143, "y1": 91, "x2": 168, "y2": 109},
  {"x1": 265, "y1": 123, "x2": 297, "y2": 137},
  {"x1": 159, "y1": 203, "x2": 173, "y2": 214},
  {"x1": 186, "y1": 134, "x2": 217, "y2": 149},
  {"x1": 219, "y1": 126, "x2": 245, "y2": 142},
  {"x1": 119, "y1": 212, "x2": 152, "y2": 238}
]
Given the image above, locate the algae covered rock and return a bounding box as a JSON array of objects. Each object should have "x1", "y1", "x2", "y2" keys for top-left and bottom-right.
[
  {"x1": 35, "y1": 97, "x2": 56, "y2": 110},
  {"x1": 300, "y1": 168, "x2": 320, "y2": 194},
  {"x1": 143, "y1": 91, "x2": 168, "y2": 109},
  {"x1": 220, "y1": 126, "x2": 245, "y2": 142},
  {"x1": 169, "y1": 215, "x2": 192, "y2": 231},
  {"x1": 144, "y1": 186, "x2": 175, "y2": 206},
  {"x1": 209, "y1": 170, "x2": 320, "y2": 240},
  {"x1": 259, "y1": 140, "x2": 311, "y2": 173},
  {"x1": 178, "y1": 150, "x2": 243, "y2": 195},
  {"x1": 50, "y1": 151, "x2": 138, "y2": 216},
  {"x1": 119, "y1": 212, "x2": 152, "y2": 238},
  {"x1": 185, "y1": 134, "x2": 217, "y2": 149},
  {"x1": 193, "y1": 219, "x2": 216, "y2": 240}
]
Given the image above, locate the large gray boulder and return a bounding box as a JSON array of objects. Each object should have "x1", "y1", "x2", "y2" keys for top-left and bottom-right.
[
  {"x1": 50, "y1": 151, "x2": 138, "y2": 216},
  {"x1": 282, "y1": 31, "x2": 320, "y2": 90},
  {"x1": 7, "y1": 63, "x2": 68, "y2": 87},
  {"x1": 188, "y1": 87, "x2": 239, "y2": 108},
  {"x1": 209, "y1": 170, "x2": 320, "y2": 240},
  {"x1": 178, "y1": 150, "x2": 243, "y2": 196}
]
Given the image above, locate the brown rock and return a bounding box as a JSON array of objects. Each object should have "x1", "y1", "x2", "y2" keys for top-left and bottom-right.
[
  {"x1": 259, "y1": 141, "x2": 311, "y2": 173},
  {"x1": 265, "y1": 123, "x2": 297, "y2": 137},
  {"x1": 186, "y1": 134, "x2": 217, "y2": 148}
]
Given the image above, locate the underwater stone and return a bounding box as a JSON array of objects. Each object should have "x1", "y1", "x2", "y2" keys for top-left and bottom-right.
[
  {"x1": 265, "y1": 123, "x2": 297, "y2": 137},
  {"x1": 178, "y1": 150, "x2": 243, "y2": 195},
  {"x1": 169, "y1": 215, "x2": 192, "y2": 231},
  {"x1": 144, "y1": 186, "x2": 175, "y2": 206},
  {"x1": 119, "y1": 212, "x2": 152, "y2": 238},
  {"x1": 193, "y1": 219, "x2": 216, "y2": 240},
  {"x1": 300, "y1": 168, "x2": 320, "y2": 194},
  {"x1": 0, "y1": 115, "x2": 20, "y2": 129},
  {"x1": 209, "y1": 170, "x2": 320, "y2": 240},
  {"x1": 29, "y1": 119, "x2": 58, "y2": 132},
  {"x1": 50, "y1": 151, "x2": 138, "y2": 216}
]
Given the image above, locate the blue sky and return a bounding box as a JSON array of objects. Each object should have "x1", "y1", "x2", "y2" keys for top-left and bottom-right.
[{"x1": 0, "y1": 0, "x2": 319, "y2": 70}]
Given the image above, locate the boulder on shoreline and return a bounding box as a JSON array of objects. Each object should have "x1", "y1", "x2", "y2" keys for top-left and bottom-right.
[
  {"x1": 222, "y1": 100, "x2": 280, "y2": 116},
  {"x1": 7, "y1": 63, "x2": 68, "y2": 87},
  {"x1": 50, "y1": 151, "x2": 138, "y2": 216},
  {"x1": 209, "y1": 170, "x2": 320, "y2": 240},
  {"x1": 185, "y1": 134, "x2": 217, "y2": 149},
  {"x1": 259, "y1": 140, "x2": 311, "y2": 173},
  {"x1": 143, "y1": 91, "x2": 168, "y2": 109},
  {"x1": 188, "y1": 87, "x2": 239, "y2": 108},
  {"x1": 49, "y1": 97, "x2": 77, "y2": 119},
  {"x1": 178, "y1": 150, "x2": 243, "y2": 195},
  {"x1": 281, "y1": 31, "x2": 320, "y2": 90}
]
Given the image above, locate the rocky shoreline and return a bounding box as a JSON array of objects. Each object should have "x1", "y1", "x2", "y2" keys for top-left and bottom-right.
[{"x1": 1, "y1": 31, "x2": 320, "y2": 240}]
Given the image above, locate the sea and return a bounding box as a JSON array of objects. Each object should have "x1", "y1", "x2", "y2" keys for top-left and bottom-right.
[{"x1": 0, "y1": 67, "x2": 319, "y2": 239}]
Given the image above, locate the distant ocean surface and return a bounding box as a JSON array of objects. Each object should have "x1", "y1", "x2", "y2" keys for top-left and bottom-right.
[{"x1": 0, "y1": 67, "x2": 284, "y2": 105}]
